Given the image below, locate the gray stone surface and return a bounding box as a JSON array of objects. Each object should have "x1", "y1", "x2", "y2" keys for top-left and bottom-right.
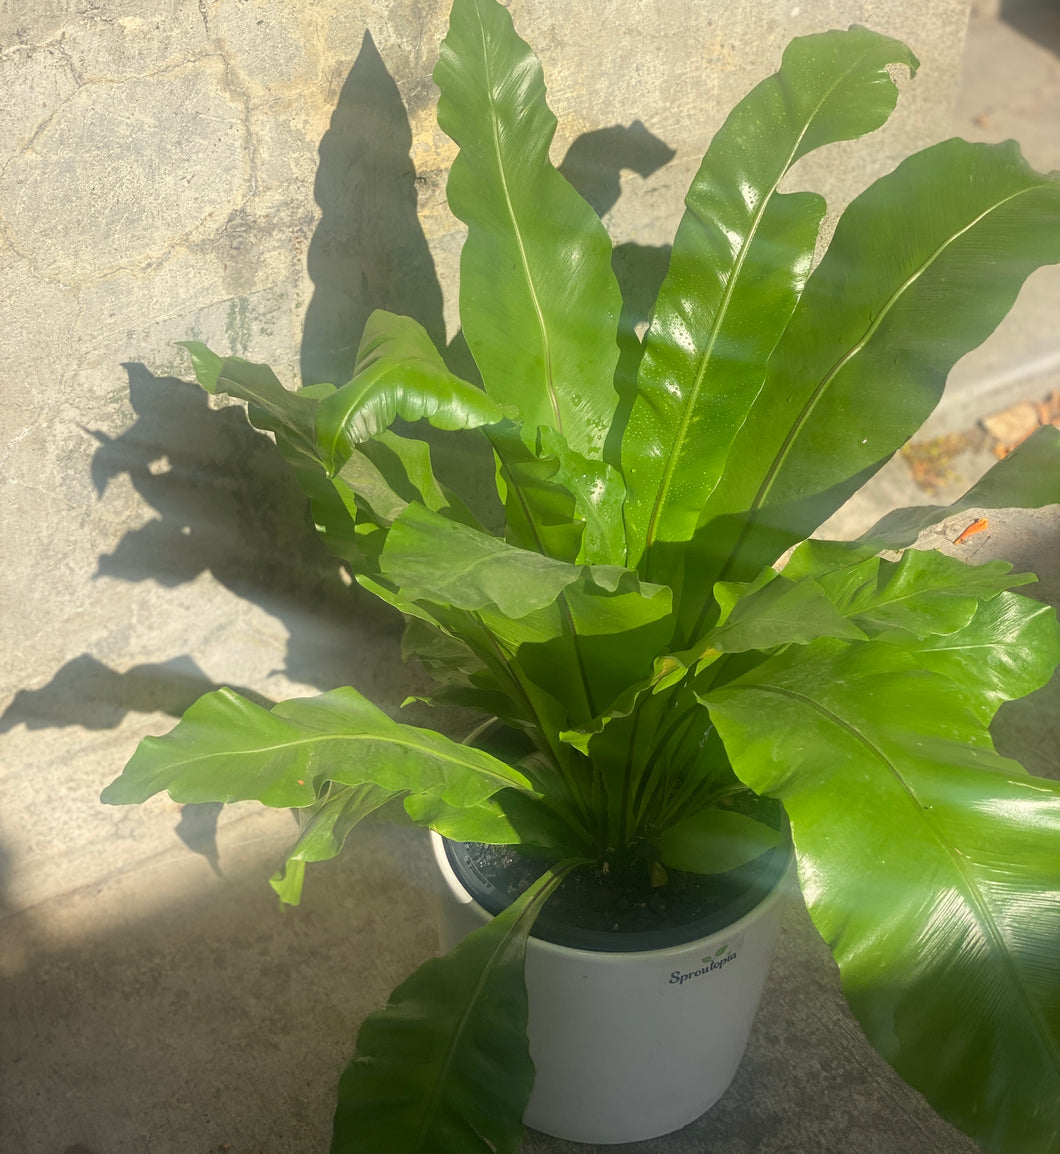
[{"x1": 1, "y1": 1, "x2": 1057, "y2": 1152}]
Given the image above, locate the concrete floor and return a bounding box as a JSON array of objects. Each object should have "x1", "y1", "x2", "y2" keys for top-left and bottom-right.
[{"x1": 2, "y1": 4, "x2": 1059, "y2": 1153}]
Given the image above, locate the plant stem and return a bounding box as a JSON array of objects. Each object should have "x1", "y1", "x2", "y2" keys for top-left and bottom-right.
[
  {"x1": 631, "y1": 705, "x2": 703, "y2": 830},
  {"x1": 472, "y1": 613, "x2": 595, "y2": 835}
]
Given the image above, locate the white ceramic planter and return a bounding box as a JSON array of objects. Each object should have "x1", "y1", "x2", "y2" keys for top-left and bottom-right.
[{"x1": 431, "y1": 832, "x2": 793, "y2": 1145}]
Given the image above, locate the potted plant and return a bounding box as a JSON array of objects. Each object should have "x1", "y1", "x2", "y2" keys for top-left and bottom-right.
[{"x1": 102, "y1": 0, "x2": 1060, "y2": 1151}]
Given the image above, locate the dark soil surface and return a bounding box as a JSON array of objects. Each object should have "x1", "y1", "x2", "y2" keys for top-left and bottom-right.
[{"x1": 450, "y1": 835, "x2": 790, "y2": 952}]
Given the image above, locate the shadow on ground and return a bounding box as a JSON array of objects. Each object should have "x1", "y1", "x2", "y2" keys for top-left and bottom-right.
[
  {"x1": 0, "y1": 817, "x2": 983, "y2": 1154},
  {"x1": 1001, "y1": 0, "x2": 1060, "y2": 56}
]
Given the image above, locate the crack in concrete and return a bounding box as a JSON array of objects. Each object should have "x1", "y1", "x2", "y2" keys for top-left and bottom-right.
[
  {"x1": 212, "y1": 42, "x2": 263, "y2": 206},
  {"x1": 54, "y1": 30, "x2": 85, "y2": 87},
  {"x1": 197, "y1": 0, "x2": 211, "y2": 36},
  {"x1": 0, "y1": 49, "x2": 259, "y2": 287},
  {"x1": 0, "y1": 39, "x2": 82, "y2": 185}
]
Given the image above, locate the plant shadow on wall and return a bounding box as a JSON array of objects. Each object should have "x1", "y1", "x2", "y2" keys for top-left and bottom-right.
[
  {"x1": 87, "y1": 362, "x2": 367, "y2": 689},
  {"x1": 0, "y1": 31, "x2": 677, "y2": 868},
  {"x1": 302, "y1": 30, "x2": 676, "y2": 499}
]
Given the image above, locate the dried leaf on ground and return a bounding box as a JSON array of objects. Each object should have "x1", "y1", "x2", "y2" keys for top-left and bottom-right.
[
  {"x1": 984, "y1": 391, "x2": 1060, "y2": 458},
  {"x1": 900, "y1": 433, "x2": 970, "y2": 493}
]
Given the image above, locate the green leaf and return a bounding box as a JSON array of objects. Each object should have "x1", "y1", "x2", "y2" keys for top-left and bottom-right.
[
  {"x1": 558, "y1": 651, "x2": 693, "y2": 755},
  {"x1": 330, "y1": 430, "x2": 486, "y2": 573},
  {"x1": 403, "y1": 787, "x2": 578, "y2": 851},
  {"x1": 489, "y1": 421, "x2": 584, "y2": 563},
  {"x1": 401, "y1": 617, "x2": 489, "y2": 687},
  {"x1": 360, "y1": 568, "x2": 452, "y2": 621},
  {"x1": 434, "y1": 0, "x2": 623, "y2": 458},
  {"x1": 709, "y1": 570, "x2": 868, "y2": 652},
  {"x1": 180, "y1": 338, "x2": 225, "y2": 393},
  {"x1": 690, "y1": 139, "x2": 1060, "y2": 620},
  {"x1": 889, "y1": 591, "x2": 1060, "y2": 724},
  {"x1": 270, "y1": 783, "x2": 396, "y2": 905},
  {"x1": 706, "y1": 641, "x2": 1060, "y2": 1154},
  {"x1": 381, "y1": 504, "x2": 675, "y2": 742},
  {"x1": 509, "y1": 569, "x2": 674, "y2": 728},
  {"x1": 364, "y1": 430, "x2": 482, "y2": 529},
  {"x1": 314, "y1": 311, "x2": 504, "y2": 476},
  {"x1": 659, "y1": 808, "x2": 783, "y2": 874},
  {"x1": 380, "y1": 502, "x2": 587, "y2": 619},
  {"x1": 538, "y1": 428, "x2": 626, "y2": 566},
  {"x1": 864, "y1": 424, "x2": 1060, "y2": 549},
  {"x1": 786, "y1": 543, "x2": 1035, "y2": 639},
  {"x1": 622, "y1": 27, "x2": 918, "y2": 577},
  {"x1": 332, "y1": 445, "x2": 410, "y2": 527},
  {"x1": 332, "y1": 859, "x2": 579, "y2": 1154},
  {"x1": 100, "y1": 686, "x2": 534, "y2": 809},
  {"x1": 180, "y1": 341, "x2": 320, "y2": 456},
  {"x1": 402, "y1": 793, "x2": 524, "y2": 844},
  {"x1": 488, "y1": 423, "x2": 627, "y2": 566}
]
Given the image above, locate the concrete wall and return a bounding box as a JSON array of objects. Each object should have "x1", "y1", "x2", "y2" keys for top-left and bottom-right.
[{"x1": 0, "y1": 0, "x2": 974, "y2": 927}]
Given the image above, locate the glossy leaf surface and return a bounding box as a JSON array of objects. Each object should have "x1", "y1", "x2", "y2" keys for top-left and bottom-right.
[
  {"x1": 383, "y1": 504, "x2": 674, "y2": 724},
  {"x1": 785, "y1": 543, "x2": 1034, "y2": 638},
  {"x1": 622, "y1": 27, "x2": 917, "y2": 576},
  {"x1": 332, "y1": 861, "x2": 576, "y2": 1154},
  {"x1": 489, "y1": 422, "x2": 627, "y2": 566},
  {"x1": 489, "y1": 421, "x2": 584, "y2": 563},
  {"x1": 537, "y1": 428, "x2": 626, "y2": 566},
  {"x1": 100, "y1": 686, "x2": 534, "y2": 809},
  {"x1": 315, "y1": 311, "x2": 503, "y2": 475},
  {"x1": 691, "y1": 140, "x2": 1060, "y2": 625},
  {"x1": 709, "y1": 570, "x2": 867, "y2": 652},
  {"x1": 505, "y1": 571, "x2": 674, "y2": 728},
  {"x1": 380, "y1": 501, "x2": 589, "y2": 619},
  {"x1": 889, "y1": 591, "x2": 1060, "y2": 724},
  {"x1": 435, "y1": 0, "x2": 622, "y2": 457},
  {"x1": 706, "y1": 641, "x2": 1060, "y2": 1154}
]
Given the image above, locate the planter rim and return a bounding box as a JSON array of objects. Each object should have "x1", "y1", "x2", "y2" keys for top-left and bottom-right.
[{"x1": 430, "y1": 830, "x2": 795, "y2": 961}]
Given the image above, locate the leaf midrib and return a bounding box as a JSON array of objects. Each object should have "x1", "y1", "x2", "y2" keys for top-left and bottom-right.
[
  {"x1": 743, "y1": 184, "x2": 1036, "y2": 535},
  {"x1": 477, "y1": 11, "x2": 562, "y2": 434},
  {"x1": 144, "y1": 727, "x2": 530, "y2": 792},
  {"x1": 640, "y1": 52, "x2": 873, "y2": 564},
  {"x1": 409, "y1": 862, "x2": 577, "y2": 1153}
]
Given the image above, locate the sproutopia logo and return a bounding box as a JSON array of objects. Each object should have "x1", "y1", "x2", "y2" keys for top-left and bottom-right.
[{"x1": 668, "y1": 942, "x2": 738, "y2": 986}]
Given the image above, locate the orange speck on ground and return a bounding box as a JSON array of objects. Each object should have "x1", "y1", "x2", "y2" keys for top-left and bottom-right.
[{"x1": 954, "y1": 517, "x2": 989, "y2": 544}]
